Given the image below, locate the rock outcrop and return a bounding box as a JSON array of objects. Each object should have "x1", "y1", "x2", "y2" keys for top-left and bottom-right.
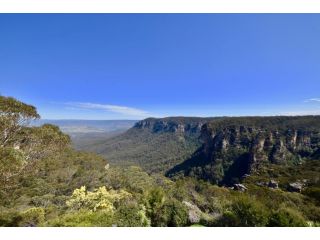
[
  {"x1": 288, "y1": 182, "x2": 304, "y2": 193},
  {"x1": 268, "y1": 180, "x2": 279, "y2": 189},
  {"x1": 166, "y1": 116, "x2": 320, "y2": 184},
  {"x1": 133, "y1": 117, "x2": 213, "y2": 134},
  {"x1": 233, "y1": 184, "x2": 248, "y2": 192},
  {"x1": 183, "y1": 201, "x2": 202, "y2": 224}
]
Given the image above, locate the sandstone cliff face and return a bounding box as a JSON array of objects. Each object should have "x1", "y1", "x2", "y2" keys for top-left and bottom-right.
[
  {"x1": 134, "y1": 117, "x2": 210, "y2": 135},
  {"x1": 167, "y1": 116, "x2": 320, "y2": 184},
  {"x1": 201, "y1": 126, "x2": 319, "y2": 168}
]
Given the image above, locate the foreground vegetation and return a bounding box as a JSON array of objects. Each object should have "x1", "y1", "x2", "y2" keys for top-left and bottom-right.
[{"x1": 0, "y1": 96, "x2": 319, "y2": 227}]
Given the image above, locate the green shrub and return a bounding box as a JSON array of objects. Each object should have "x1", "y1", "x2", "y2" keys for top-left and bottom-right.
[
  {"x1": 145, "y1": 187, "x2": 166, "y2": 226},
  {"x1": 48, "y1": 210, "x2": 113, "y2": 227},
  {"x1": 114, "y1": 202, "x2": 150, "y2": 227},
  {"x1": 0, "y1": 210, "x2": 22, "y2": 227},
  {"x1": 215, "y1": 210, "x2": 240, "y2": 227},
  {"x1": 268, "y1": 208, "x2": 307, "y2": 227},
  {"x1": 19, "y1": 207, "x2": 45, "y2": 227},
  {"x1": 303, "y1": 187, "x2": 320, "y2": 205},
  {"x1": 145, "y1": 188, "x2": 188, "y2": 226},
  {"x1": 217, "y1": 196, "x2": 269, "y2": 227},
  {"x1": 163, "y1": 200, "x2": 188, "y2": 227}
]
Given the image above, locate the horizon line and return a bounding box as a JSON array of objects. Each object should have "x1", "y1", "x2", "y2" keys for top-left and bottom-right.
[{"x1": 37, "y1": 114, "x2": 320, "y2": 121}]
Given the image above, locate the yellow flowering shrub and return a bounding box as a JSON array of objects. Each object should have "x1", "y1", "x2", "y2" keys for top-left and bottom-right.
[{"x1": 66, "y1": 186, "x2": 131, "y2": 212}]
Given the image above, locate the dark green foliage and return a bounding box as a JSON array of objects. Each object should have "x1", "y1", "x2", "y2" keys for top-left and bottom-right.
[
  {"x1": 162, "y1": 200, "x2": 188, "y2": 227},
  {"x1": 168, "y1": 147, "x2": 252, "y2": 185},
  {"x1": 303, "y1": 187, "x2": 320, "y2": 205},
  {"x1": 83, "y1": 128, "x2": 201, "y2": 174},
  {"x1": 221, "y1": 196, "x2": 269, "y2": 227},
  {"x1": 114, "y1": 201, "x2": 150, "y2": 227},
  {"x1": 0, "y1": 210, "x2": 23, "y2": 227},
  {"x1": 0, "y1": 207, "x2": 45, "y2": 227},
  {"x1": 206, "y1": 116, "x2": 320, "y2": 132},
  {"x1": 144, "y1": 187, "x2": 188, "y2": 227},
  {"x1": 145, "y1": 187, "x2": 166, "y2": 226},
  {"x1": 216, "y1": 211, "x2": 240, "y2": 227},
  {"x1": 268, "y1": 208, "x2": 307, "y2": 227}
]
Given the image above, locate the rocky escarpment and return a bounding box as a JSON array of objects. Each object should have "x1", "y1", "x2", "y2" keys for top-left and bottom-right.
[
  {"x1": 166, "y1": 116, "x2": 320, "y2": 184},
  {"x1": 86, "y1": 117, "x2": 217, "y2": 173},
  {"x1": 133, "y1": 117, "x2": 215, "y2": 134}
]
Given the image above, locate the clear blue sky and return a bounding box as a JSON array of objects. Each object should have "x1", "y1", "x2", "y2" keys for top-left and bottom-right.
[{"x1": 1, "y1": 14, "x2": 320, "y2": 120}]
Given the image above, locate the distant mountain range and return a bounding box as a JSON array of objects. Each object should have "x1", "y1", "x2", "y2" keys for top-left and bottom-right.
[
  {"x1": 31, "y1": 119, "x2": 138, "y2": 149},
  {"x1": 32, "y1": 119, "x2": 138, "y2": 133}
]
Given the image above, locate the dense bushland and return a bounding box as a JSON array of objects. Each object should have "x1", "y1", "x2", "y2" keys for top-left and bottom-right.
[{"x1": 0, "y1": 96, "x2": 319, "y2": 227}]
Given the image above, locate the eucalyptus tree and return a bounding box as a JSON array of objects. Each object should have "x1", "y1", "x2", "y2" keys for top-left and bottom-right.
[{"x1": 0, "y1": 96, "x2": 70, "y2": 197}]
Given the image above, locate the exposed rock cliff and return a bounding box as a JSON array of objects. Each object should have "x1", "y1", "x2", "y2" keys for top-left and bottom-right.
[
  {"x1": 166, "y1": 116, "x2": 320, "y2": 184},
  {"x1": 133, "y1": 117, "x2": 213, "y2": 134}
]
